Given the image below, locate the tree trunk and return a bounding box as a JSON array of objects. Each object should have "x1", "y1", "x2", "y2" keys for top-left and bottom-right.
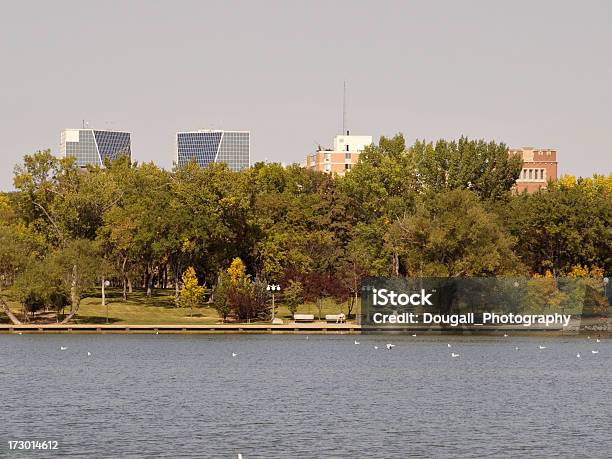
[
  {"x1": 61, "y1": 307, "x2": 79, "y2": 324},
  {"x1": 144, "y1": 262, "x2": 153, "y2": 297},
  {"x1": 102, "y1": 276, "x2": 106, "y2": 307},
  {"x1": 0, "y1": 296, "x2": 22, "y2": 325},
  {"x1": 61, "y1": 264, "x2": 80, "y2": 324},
  {"x1": 392, "y1": 251, "x2": 399, "y2": 276},
  {"x1": 174, "y1": 261, "x2": 181, "y2": 307},
  {"x1": 128, "y1": 277, "x2": 133, "y2": 293},
  {"x1": 70, "y1": 264, "x2": 78, "y2": 312},
  {"x1": 121, "y1": 256, "x2": 128, "y2": 301}
]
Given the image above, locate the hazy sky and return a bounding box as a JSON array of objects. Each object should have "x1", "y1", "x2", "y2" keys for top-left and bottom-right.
[{"x1": 1, "y1": 0, "x2": 611, "y2": 190}]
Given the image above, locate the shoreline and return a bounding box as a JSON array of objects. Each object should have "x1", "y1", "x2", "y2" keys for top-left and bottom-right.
[{"x1": 1, "y1": 323, "x2": 608, "y2": 336}]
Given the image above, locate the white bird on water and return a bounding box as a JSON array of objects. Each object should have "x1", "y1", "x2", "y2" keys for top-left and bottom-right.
[
  {"x1": 411, "y1": 334, "x2": 417, "y2": 337},
  {"x1": 447, "y1": 344, "x2": 452, "y2": 348},
  {"x1": 354, "y1": 340, "x2": 360, "y2": 345},
  {"x1": 374, "y1": 346, "x2": 379, "y2": 350},
  {"x1": 576, "y1": 353, "x2": 581, "y2": 358},
  {"x1": 596, "y1": 338, "x2": 601, "y2": 343},
  {"x1": 232, "y1": 352, "x2": 238, "y2": 357},
  {"x1": 515, "y1": 347, "x2": 520, "y2": 351},
  {"x1": 591, "y1": 350, "x2": 599, "y2": 354},
  {"x1": 386, "y1": 344, "x2": 395, "y2": 350},
  {"x1": 451, "y1": 352, "x2": 460, "y2": 358},
  {"x1": 538, "y1": 345, "x2": 547, "y2": 350},
  {"x1": 503, "y1": 333, "x2": 509, "y2": 338},
  {"x1": 60, "y1": 346, "x2": 67, "y2": 351},
  {"x1": 87, "y1": 352, "x2": 91, "y2": 356},
  {"x1": 18, "y1": 332, "x2": 22, "y2": 335}
]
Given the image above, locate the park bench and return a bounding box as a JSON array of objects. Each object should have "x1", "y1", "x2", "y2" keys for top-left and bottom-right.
[
  {"x1": 325, "y1": 314, "x2": 345, "y2": 323},
  {"x1": 293, "y1": 314, "x2": 315, "y2": 323}
]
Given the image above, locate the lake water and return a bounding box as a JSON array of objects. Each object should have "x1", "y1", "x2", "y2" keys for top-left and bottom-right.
[{"x1": 1, "y1": 334, "x2": 610, "y2": 458}]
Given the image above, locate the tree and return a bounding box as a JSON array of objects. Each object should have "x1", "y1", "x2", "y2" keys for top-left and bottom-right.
[
  {"x1": 412, "y1": 137, "x2": 522, "y2": 200},
  {"x1": 387, "y1": 190, "x2": 524, "y2": 277},
  {"x1": 54, "y1": 239, "x2": 101, "y2": 323},
  {"x1": 283, "y1": 280, "x2": 304, "y2": 316},
  {"x1": 212, "y1": 271, "x2": 232, "y2": 323},
  {"x1": 227, "y1": 257, "x2": 247, "y2": 286},
  {"x1": 13, "y1": 255, "x2": 69, "y2": 322},
  {"x1": 504, "y1": 179, "x2": 611, "y2": 275},
  {"x1": 179, "y1": 267, "x2": 205, "y2": 317}
]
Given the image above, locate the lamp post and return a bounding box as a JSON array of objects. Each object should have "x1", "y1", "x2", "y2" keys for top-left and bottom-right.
[
  {"x1": 267, "y1": 284, "x2": 281, "y2": 322},
  {"x1": 604, "y1": 277, "x2": 609, "y2": 298}
]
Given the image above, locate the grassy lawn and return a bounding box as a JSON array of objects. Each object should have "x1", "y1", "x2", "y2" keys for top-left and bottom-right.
[{"x1": 1, "y1": 288, "x2": 360, "y2": 325}]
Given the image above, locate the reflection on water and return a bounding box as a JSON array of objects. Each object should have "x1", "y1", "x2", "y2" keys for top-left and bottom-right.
[{"x1": 1, "y1": 334, "x2": 611, "y2": 458}]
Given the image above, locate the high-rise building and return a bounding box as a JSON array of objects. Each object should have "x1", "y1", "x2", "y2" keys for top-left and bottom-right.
[
  {"x1": 510, "y1": 147, "x2": 558, "y2": 193},
  {"x1": 59, "y1": 129, "x2": 131, "y2": 167},
  {"x1": 305, "y1": 132, "x2": 372, "y2": 176},
  {"x1": 176, "y1": 130, "x2": 250, "y2": 171}
]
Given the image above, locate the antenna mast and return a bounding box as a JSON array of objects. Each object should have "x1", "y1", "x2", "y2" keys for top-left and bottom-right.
[{"x1": 342, "y1": 81, "x2": 347, "y2": 134}]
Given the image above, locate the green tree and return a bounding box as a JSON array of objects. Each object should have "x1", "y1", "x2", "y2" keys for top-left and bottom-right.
[
  {"x1": 212, "y1": 271, "x2": 232, "y2": 323},
  {"x1": 504, "y1": 181, "x2": 611, "y2": 275},
  {"x1": 412, "y1": 137, "x2": 522, "y2": 200},
  {"x1": 387, "y1": 190, "x2": 524, "y2": 276},
  {"x1": 283, "y1": 280, "x2": 304, "y2": 316}
]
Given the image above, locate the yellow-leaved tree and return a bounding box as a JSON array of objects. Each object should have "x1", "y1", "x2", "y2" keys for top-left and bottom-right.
[
  {"x1": 179, "y1": 267, "x2": 205, "y2": 317},
  {"x1": 227, "y1": 257, "x2": 247, "y2": 286}
]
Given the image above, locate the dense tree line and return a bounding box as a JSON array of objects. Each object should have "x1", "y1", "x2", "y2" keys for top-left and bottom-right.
[{"x1": 0, "y1": 135, "x2": 610, "y2": 323}]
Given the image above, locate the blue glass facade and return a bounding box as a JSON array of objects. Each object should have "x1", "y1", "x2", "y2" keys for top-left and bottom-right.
[
  {"x1": 93, "y1": 131, "x2": 131, "y2": 163},
  {"x1": 176, "y1": 130, "x2": 250, "y2": 171},
  {"x1": 60, "y1": 129, "x2": 131, "y2": 167}
]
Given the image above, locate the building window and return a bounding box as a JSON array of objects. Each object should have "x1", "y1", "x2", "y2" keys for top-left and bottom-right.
[
  {"x1": 345, "y1": 152, "x2": 351, "y2": 161},
  {"x1": 345, "y1": 164, "x2": 352, "y2": 171},
  {"x1": 528, "y1": 169, "x2": 532, "y2": 180},
  {"x1": 324, "y1": 164, "x2": 331, "y2": 172},
  {"x1": 346, "y1": 145, "x2": 349, "y2": 151},
  {"x1": 324, "y1": 153, "x2": 331, "y2": 162}
]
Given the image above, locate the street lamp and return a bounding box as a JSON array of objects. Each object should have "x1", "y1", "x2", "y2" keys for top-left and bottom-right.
[{"x1": 267, "y1": 284, "x2": 281, "y2": 322}]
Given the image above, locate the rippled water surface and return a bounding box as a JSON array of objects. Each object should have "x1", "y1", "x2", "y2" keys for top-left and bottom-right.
[{"x1": 1, "y1": 334, "x2": 611, "y2": 458}]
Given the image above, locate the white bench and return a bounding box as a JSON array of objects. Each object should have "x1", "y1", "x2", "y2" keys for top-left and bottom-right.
[
  {"x1": 293, "y1": 314, "x2": 315, "y2": 323},
  {"x1": 325, "y1": 314, "x2": 345, "y2": 323}
]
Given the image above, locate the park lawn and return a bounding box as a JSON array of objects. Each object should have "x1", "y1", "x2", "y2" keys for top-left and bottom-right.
[{"x1": 2, "y1": 288, "x2": 360, "y2": 325}]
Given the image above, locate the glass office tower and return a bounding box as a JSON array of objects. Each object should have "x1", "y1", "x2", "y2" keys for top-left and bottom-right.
[
  {"x1": 60, "y1": 129, "x2": 131, "y2": 167},
  {"x1": 176, "y1": 130, "x2": 250, "y2": 171}
]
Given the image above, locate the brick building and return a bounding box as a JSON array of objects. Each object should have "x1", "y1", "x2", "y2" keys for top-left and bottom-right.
[
  {"x1": 510, "y1": 147, "x2": 558, "y2": 193},
  {"x1": 305, "y1": 133, "x2": 372, "y2": 176}
]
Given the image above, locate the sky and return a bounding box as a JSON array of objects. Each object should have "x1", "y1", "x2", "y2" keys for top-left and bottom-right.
[{"x1": 1, "y1": 0, "x2": 611, "y2": 190}]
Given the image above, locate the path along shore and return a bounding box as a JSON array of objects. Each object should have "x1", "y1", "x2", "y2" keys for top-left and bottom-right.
[{"x1": 1, "y1": 320, "x2": 608, "y2": 335}]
